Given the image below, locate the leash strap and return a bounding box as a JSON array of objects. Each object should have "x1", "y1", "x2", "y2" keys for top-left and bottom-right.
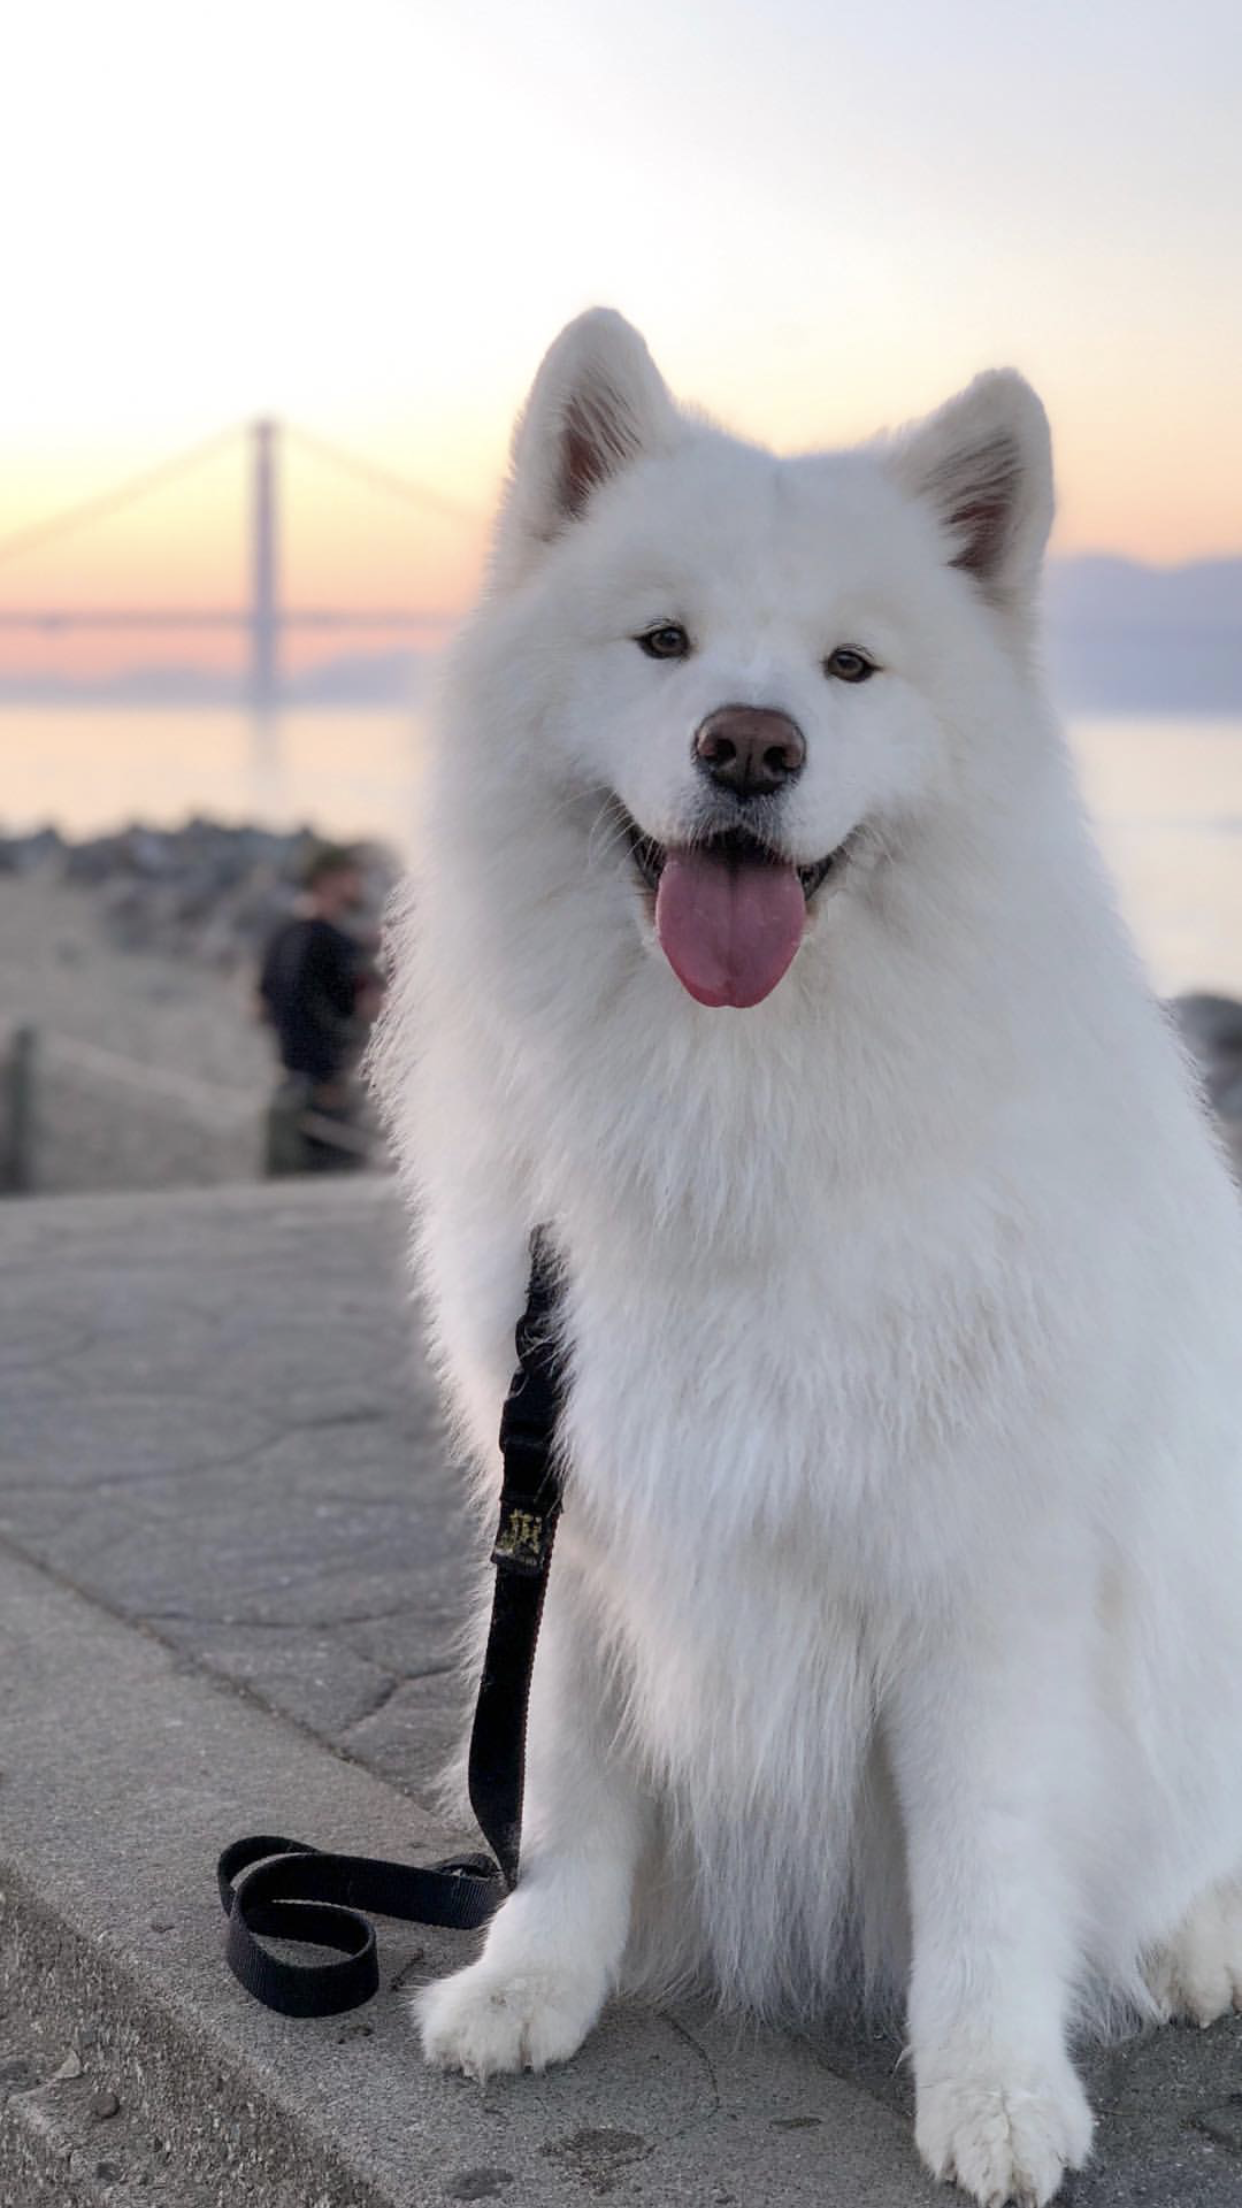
[{"x1": 216, "y1": 1230, "x2": 564, "y2": 2017}]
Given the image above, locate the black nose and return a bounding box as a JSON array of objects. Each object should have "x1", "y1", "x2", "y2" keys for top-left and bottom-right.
[{"x1": 693, "y1": 706, "x2": 806, "y2": 801}]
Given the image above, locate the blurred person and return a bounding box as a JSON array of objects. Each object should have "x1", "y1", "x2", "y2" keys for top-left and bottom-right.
[{"x1": 257, "y1": 842, "x2": 381, "y2": 1174}]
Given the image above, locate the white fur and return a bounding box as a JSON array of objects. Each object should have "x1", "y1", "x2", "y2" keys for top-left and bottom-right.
[{"x1": 371, "y1": 309, "x2": 1242, "y2": 2207}]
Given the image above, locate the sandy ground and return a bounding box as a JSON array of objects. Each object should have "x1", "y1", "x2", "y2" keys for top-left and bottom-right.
[
  {"x1": 0, "y1": 871, "x2": 291, "y2": 1192},
  {"x1": 0, "y1": 870, "x2": 273, "y2": 1092}
]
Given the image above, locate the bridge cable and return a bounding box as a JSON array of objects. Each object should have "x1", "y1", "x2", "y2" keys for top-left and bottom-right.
[
  {"x1": 284, "y1": 425, "x2": 479, "y2": 526},
  {"x1": 0, "y1": 424, "x2": 243, "y2": 573}
]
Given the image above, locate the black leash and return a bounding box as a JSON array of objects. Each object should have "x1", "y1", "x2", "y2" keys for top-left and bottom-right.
[{"x1": 216, "y1": 1230, "x2": 565, "y2": 2018}]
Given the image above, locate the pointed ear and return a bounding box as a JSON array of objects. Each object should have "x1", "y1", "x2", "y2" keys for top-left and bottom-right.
[
  {"x1": 492, "y1": 309, "x2": 679, "y2": 587},
  {"x1": 889, "y1": 370, "x2": 1054, "y2": 609}
]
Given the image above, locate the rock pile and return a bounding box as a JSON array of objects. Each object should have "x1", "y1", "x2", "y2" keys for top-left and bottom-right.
[{"x1": 0, "y1": 819, "x2": 401, "y2": 971}]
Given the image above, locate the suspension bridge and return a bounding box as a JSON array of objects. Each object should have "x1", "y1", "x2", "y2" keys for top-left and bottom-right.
[{"x1": 0, "y1": 421, "x2": 479, "y2": 708}]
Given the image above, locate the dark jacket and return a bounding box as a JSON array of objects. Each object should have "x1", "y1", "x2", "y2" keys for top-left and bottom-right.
[{"x1": 259, "y1": 916, "x2": 360, "y2": 1082}]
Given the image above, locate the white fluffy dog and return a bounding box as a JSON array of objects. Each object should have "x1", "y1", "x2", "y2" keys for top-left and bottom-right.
[{"x1": 371, "y1": 309, "x2": 1242, "y2": 2207}]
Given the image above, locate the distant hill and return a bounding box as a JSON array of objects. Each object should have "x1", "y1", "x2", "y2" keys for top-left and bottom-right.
[
  {"x1": 1, "y1": 557, "x2": 1239, "y2": 712},
  {"x1": 0, "y1": 651, "x2": 428, "y2": 711},
  {"x1": 1045, "y1": 555, "x2": 1242, "y2": 711}
]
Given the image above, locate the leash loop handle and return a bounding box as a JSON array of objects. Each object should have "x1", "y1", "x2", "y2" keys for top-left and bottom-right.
[
  {"x1": 216, "y1": 1231, "x2": 564, "y2": 2019},
  {"x1": 218, "y1": 1836, "x2": 502, "y2": 2017}
]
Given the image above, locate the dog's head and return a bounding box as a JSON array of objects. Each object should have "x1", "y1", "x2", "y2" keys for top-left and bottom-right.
[{"x1": 465, "y1": 308, "x2": 1054, "y2": 1013}]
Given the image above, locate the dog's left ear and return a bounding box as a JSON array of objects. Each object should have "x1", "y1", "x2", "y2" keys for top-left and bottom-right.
[
  {"x1": 492, "y1": 308, "x2": 680, "y2": 589},
  {"x1": 889, "y1": 371, "x2": 1054, "y2": 610}
]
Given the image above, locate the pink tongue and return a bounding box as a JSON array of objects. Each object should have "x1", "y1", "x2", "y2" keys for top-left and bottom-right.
[{"x1": 655, "y1": 849, "x2": 806, "y2": 1008}]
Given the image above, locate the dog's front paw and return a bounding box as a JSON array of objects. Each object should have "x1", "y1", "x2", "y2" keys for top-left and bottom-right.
[
  {"x1": 416, "y1": 1957, "x2": 604, "y2": 2081},
  {"x1": 1147, "y1": 1878, "x2": 1242, "y2": 2026},
  {"x1": 916, "y1": 2059, "x2": 1093, "y2": 2207}
]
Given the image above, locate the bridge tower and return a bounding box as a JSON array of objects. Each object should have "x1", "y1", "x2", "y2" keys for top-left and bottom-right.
[{"x1": 249, "y1": 419, "x2": 280, "y2": 710}]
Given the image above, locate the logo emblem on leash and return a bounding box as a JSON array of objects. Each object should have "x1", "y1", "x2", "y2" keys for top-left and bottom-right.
[{"x1": 492, "y1": 1503, "x2": 553, "y2": 1576}]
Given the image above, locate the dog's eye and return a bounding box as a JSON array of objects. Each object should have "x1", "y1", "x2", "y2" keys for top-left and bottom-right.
[
  {"x1": 636, "y1": 623, "x2": 690, "y2": 661},
  {"x1": 824, "y1": 646, "x2": 876, "y2": 684}
]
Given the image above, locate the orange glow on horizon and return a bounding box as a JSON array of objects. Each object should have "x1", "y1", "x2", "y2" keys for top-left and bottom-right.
[
  {"x1": 2, "y1": 0, "x2": 1237, "y2": 692},
  {"x1": 0, "y1": 403, "x2": 1234, "y2": 685}
]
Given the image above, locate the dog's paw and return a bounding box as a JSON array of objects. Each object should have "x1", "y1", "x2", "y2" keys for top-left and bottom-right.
[
  {"x1": 1147, "y1": 1878, "x2": 1242, "y2": 2027},
  {"x1": 415, "y1": 1957, "x2": 603, "y2": 2081},
  {"x1": 916, "y1": 2060, "x2": 1093, "y2": 2207}
]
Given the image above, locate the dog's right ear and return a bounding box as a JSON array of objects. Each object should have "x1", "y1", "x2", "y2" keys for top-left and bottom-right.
[{"x1": 491, "y1": 309, "x2": 679, "y2": 589}]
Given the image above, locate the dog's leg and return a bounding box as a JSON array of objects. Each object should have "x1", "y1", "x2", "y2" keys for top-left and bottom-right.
[
  {"x1": 1146, "y1": 1875, "x2": 1242, "y2": 2025},
  {"x1": 417, "y1": 1581, "x2": 645, "y2": 2080},
  {"x1": 885, "y1": 1604, "x2": 1095, "y2": 2208}
]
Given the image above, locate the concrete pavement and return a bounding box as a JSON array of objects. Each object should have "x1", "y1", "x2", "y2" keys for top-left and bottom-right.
[{"x1": 3, "y1": 1179, "x2": 1242, "y2": 2205}]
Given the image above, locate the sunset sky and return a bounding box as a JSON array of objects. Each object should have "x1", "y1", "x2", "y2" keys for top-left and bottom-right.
[{"x1": 2, "y1": 0, "x2": 1239, "y2": 676}]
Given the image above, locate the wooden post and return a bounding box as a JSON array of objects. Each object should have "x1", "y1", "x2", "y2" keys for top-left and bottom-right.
[{"x1": 2, "y1": 1024, "x2": 36, "y2": 1194}]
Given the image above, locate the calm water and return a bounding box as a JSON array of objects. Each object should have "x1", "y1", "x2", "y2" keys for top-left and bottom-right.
[{"x1": 4, "y1": 707, "x2": 1242, "y2": 999}]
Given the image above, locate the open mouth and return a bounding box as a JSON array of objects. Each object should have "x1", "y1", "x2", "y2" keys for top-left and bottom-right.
[
  {"x1": 623, "y1": 818, "x2": 843, "y2": 906},
  {"x1": 615, "y1": 807, "x2": 854, "y2": 1010}
]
